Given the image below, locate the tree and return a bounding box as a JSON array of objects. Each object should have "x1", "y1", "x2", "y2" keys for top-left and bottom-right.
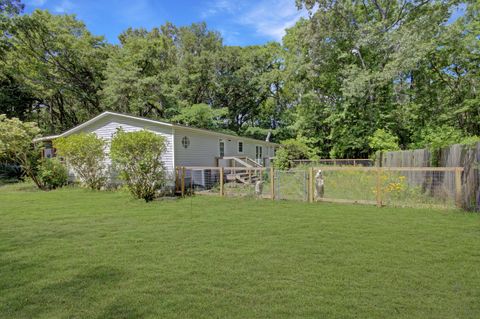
[
  {"x1": 54, "y1": 133, "x2": 108, "y2": 190},
  {"x1": 286, "y1": 0, "x2": 479, "y2": 157},
  {"x1": 102, "y1": 25, "x2": 179, "y2": 118},
  {"x1": 110, "y1": 129, "x2": 167, "y2": 202},
  {"x1": 0, "y1": 0, "x2": 23, "y2": 15},
  {"x1": 211, "y1": 44, "x2": 284, "y2": 135},
  {"x1": 2, "y1": 3, "x2": 479, "y2": 157},
  {"x1": 172, "y1": 103, "x2": 227, "y2": 130},
  {"x1": 3, "y1": 10, "x2": 108, "y2": 132},
  {"x1": 0, "y1": 114, "x2": 44, "y2": 188}
]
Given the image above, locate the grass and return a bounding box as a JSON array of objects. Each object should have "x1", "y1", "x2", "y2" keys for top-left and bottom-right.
[{"x1": 1, "y1": 183, "x2": 480, "y2": 318}]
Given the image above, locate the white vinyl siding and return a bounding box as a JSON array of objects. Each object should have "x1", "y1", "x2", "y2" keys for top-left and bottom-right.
[
  {"x1": 174, "y1": 127, "x2": 274, "y2": 167},
  {"x1": 174, "y1": 128, "x2": 222, "y2": 167},
  {"x1": 75, "y1": 115, "x2": 175, "y2": 172}
]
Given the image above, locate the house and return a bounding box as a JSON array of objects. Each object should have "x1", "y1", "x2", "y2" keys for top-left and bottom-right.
[{"x1": 36, "y1": 111, "x2": 279, "y2": 187}]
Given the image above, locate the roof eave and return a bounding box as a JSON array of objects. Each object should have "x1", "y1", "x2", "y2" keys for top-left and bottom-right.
[{"x1": 33, "y1": 111, "x2": 280, "y2": 147}]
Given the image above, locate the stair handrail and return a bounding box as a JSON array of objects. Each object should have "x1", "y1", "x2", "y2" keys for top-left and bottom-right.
[
  {"x1": 244, "y1": 157, "x2": 263, "y2": 167},
  {"x1": 222, "y1": 156, "x2": 250, "y2": 168}
]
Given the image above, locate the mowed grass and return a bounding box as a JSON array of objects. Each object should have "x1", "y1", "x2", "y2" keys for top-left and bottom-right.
[{"x1": 1, "y1": 184, "x2": 480, "y2": 318}]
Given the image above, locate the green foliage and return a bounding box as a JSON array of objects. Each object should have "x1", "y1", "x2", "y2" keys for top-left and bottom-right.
[
  {"x1": 110, "y1": 129, "x2": 167, "y2": 202},
  {"x1": 274, "y1": 138, "x2": 317, "y2": 169},
  {"x1": 37, "y1": 158, "x2": 68, "y2": 189},
  {"x1": 54, "y1": 133, "x2": 107, "y2": 190},
  {"x1": 287, "y1": 0, "x2": 480, "y2": 157},
  {"x1": 0, "y1": 114, "x2": 45, "y2": 188},
  {"x1": 2, "y1": 10, "x2": 108, "y2": 132},
  {"x1": 0, "y1": 0, "x2": 23, "y2": 15},
  {"x1": 1, "y1": 2, "x2": 480, "y2": 157},
  {"x1": 172, "y1": 103, "x2": 227, "y2": 130},
  {"x1": 412, "y1": 126, "x2": 468, "y2": 150},
  {"x1": 410, "y1": 125, "x2": 480, "y2": 166},
  {"x1": 368, "y1": 129, "x2": 400, "y2": 153}
]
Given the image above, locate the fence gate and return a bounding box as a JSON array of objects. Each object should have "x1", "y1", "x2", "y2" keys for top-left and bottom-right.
[{"x1": 274, "y1": 169, "x2": 308, "y2": 201}]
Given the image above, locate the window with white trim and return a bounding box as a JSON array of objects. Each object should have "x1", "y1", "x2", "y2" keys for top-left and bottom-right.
[
  {"x1": 238, "y1": 141, "x2": 244, "y2": 153},
  {"x1": 219, "y1": 140, "x2": 225, "y2": 157}
]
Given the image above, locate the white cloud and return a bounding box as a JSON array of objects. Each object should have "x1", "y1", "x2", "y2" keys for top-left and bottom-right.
[
  {"x1": 202, "y1": 0, "x2": 310, "y2": 42},
  {"x1": 53, "y1": 0, "x2": 73, "y2": 13},
  {"x1": 201, "y1": 0, "x2": 242, "y2": 18},
  {"x1": 26, "y1": 0, "x2": 48, "y2": 6},
  {"x1": 110, "y1": 0, "x2": 164, "y2": 29},
  {"x1": 239, "y1": 0, "x2": 307, "y2": 41}
]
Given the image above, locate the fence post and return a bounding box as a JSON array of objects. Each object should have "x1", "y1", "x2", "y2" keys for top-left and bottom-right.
[
  {"x1": 175, "y1": 166, "x2": 179, "y2": 192},
  {"x1": 219, "y1": 167, "x2": 224, "y2": 197},
  {"x1": 270, "y1": 167, "x2": 275, "y2": 200},
  {"x1": 181, "y1": 166, "x2": 186, "y2": 197},
  {"x1": 376, "y1": 167, "x2": 382, "y2": 207},
  {"x1": 455, "y1": 167, "x2": 462, "y2": 208},
  {"x1": 309, "y1": 167, "x2": 314, "y2": 203}
]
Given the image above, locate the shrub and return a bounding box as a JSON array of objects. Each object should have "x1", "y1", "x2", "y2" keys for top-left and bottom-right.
[
  {"x1": 110, "y1": 129, "x2": 167, "y2": 202},
  {"x1": 274, "y1": 138, "x2": 317, "y2": 169},
  {"x1": 54, "y1": 133, "x2": 108, "y2": 190},
  {"x1": 37, "y1": 158, "x2": 68, "y2": 189},
  {"x1": 368, "y1": 129, "x2": 400, "y2": 153},
  {"x1": 0, "y1": 114, "x2": 45, "y2": 189}
]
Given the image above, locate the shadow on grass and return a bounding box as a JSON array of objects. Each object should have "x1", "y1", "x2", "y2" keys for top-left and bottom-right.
[
  {"x1": 1, "y1": 265, "x2": 146, "y2": 318},
  {"x1": 96, "y1": 296, "x2": 147, "y2": 319}
]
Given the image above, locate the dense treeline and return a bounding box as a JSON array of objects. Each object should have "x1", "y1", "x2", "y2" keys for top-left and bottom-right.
[{"x1": 0, "y1": 0, "x2": 478, "y2": 158}]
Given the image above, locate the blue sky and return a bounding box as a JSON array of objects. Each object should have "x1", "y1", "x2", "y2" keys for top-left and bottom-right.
[
  {"x1": 23, "y1": 0, "x2": 309, "y2": 46},
  {"x1": 23, "y1": 1, "x2": 465, "y2": 46}
]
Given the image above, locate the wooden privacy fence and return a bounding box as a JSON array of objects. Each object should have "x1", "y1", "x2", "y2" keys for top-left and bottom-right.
[
  {"x1": 175, "y1": 166, "x2": 465, "y2": 210},
  {"x1": 381, "y1": 142, "x2": 480, "y2": 211}
]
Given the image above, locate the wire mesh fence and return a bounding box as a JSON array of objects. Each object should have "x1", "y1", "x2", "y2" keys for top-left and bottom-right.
[
  {"x1": 175, "y1": 167, "x2": 273, "y2": 199},
  {"x1": 314, "y1": 167, "x2": 461, "y2": 209},
  {"x1": 274, "y1": 169, "x2": 308, "y2": 201},
  {"x1": 292, "y1": 159, "x2": 374, "y2": 167},
  {"x1": 222, "y1": 167, "x2": 272, "y2": 199},
  {"x1": 176, "y1": 166, "x2": 464, "y2": 210}
]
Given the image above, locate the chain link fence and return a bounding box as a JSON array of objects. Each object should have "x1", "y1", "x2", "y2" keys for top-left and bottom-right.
[{"x1": 176, "y1": 166, "x2": 464, "y2": 210}]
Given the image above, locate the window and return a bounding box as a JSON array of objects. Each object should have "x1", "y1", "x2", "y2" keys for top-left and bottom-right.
[
  {"x1": 181, "y1": 136, "x2": 190, "y2": 148},
  {"x1": 255, "y1": 146, "x2": 262, "y2": 162},
  {"x1": 219, "y1": 140, "x2": 225, "y2": 157},
  {"x1": 238, "y1": 141, "x2": 244, "y2": 153}
]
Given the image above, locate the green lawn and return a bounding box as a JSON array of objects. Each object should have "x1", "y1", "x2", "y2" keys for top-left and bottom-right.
[{"x1": 1, "y1": 184, "x2": 480, "y2": 318}]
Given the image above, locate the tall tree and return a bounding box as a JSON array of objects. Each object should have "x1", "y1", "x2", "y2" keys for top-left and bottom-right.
[
  {"x1": 287, "y1": 0, "x2": 478, "y2": 157},
  {"x1": 2, "y1": 10, "x2": 108, "y2": 132},
  {"x1": 102, "y1": 24, "x2": 179, "y2": 118}
]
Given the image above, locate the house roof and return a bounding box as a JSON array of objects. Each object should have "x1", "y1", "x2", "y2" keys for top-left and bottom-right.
[{"x1": 34, "y1": 111, "x2": 280, "y2": 146}]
